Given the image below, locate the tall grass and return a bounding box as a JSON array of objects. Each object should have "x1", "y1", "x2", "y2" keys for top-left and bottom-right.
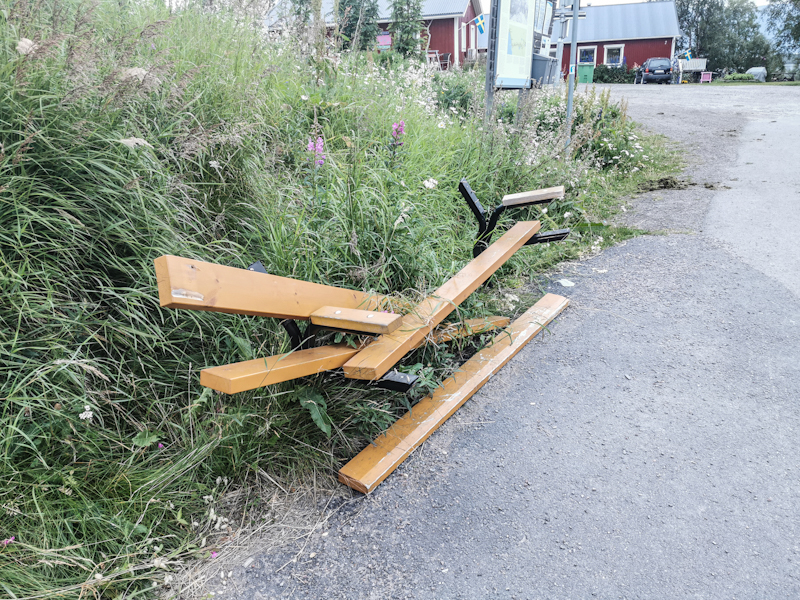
[{"x1": 0, "y1": 0, "x2": 671, "y2": 596}]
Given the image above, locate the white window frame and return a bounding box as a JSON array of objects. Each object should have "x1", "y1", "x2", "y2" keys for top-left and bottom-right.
[
  {"x1": 578, "y1": 45, "x2": 597, "y2": 66},
  {"x1": 603, "y1": 44, "x2": 625, "y2": 66},
  {"x1": 453, "y1": 18, "x2": 460, "y2": 66},
  {"x1": 470, "y1": 24, "x2": 476, "y2": 49},
  {"x1": 461, "y1": 22, "x2": 467, "y2": 53}
]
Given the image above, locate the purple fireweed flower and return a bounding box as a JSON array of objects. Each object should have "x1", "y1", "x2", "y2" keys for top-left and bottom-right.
[
  {"x1": 1, "y1": 537, "x2": 14, "y2": 546},
  {"x1": 308, "y1": 136, "x2": 325, "y2": 166},
  {"x1": 391, "y1": 120, "x2": 405, "y2": 138},
  {"x1": 158, "y1": 443, "x2": 164, "y2": 449}
]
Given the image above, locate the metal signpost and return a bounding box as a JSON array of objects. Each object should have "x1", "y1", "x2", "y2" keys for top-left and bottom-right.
[{"x1": 552, "y1": 1, "x2": 585, "y2": 146}]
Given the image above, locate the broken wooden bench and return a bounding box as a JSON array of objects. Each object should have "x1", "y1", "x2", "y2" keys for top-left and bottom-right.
[{"x1": 154, "y1": 182, "x2": 571, "y2": 493}]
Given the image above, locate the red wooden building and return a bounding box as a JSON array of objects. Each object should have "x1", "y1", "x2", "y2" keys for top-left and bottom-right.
[
  {"x1": 267, "y1": 0, "x2": 484, "y2": 68},
  {"x1": 377, "y1": 0, "x2": 484, "y2": 68},
  {"x1": 556, "y1": 1, "x2": 682, "y2": 73}
]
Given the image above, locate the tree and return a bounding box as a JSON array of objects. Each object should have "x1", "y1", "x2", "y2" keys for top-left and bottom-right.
[
  {"x1": 716, "y1": 0, "x2": 776, "y2": 71},
  {"x1": 767, "y1": 0, "x2": 800, "y2": 52},
  {"x1": 339, "y1": 0, "x2": 380, "y2": 50},
  {"x1": 674, "y1": 0, "x2": 726, "y2": 63},
  {"x1": 673, "y1": 0, "x2": 781, "y2": 71},
  {"x1": 389, "y1": 0, "x2": 423, "y2": 58}
]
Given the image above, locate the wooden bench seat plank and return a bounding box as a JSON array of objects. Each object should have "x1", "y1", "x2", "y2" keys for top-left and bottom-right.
[
  {"x1": 502, "y1": 186, "x2": 565, "y2": 207},
  {"x1": 201, "y1": 316, "x2": 513, "y2": 394},
  {"x1": 425, "y1": 316, "x2": 510, "y2": 346},
  {"x1": 154, "y1": 255, "x2": 383, "y2": 320},
  {"x1": 342, "y1": 221, "x2": 541, "y2": 381},
  {"x1": 338, "y1": 293, "x2": 569, "y2": 494},
  {"x1": 200, "y1": 344, "x2": 361, "y2": 394},
  {"x1": 310, "y1": 306, "x2": 403, "y2": 335}
]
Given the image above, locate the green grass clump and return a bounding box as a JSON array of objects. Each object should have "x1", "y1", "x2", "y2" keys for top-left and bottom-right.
[
  {"x1": 723, "y1": 72, "x2": 756, "y2": 81},
  {"x1": 0, "y1": 0, "x2": 671, "y2": 596}
]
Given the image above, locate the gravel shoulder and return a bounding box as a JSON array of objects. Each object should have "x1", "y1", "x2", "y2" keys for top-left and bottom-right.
[{"x1": 202, "y1": 84, "x2": 800, "y2": 600}]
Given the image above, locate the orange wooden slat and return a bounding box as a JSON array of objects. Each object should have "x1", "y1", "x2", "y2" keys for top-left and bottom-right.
[
  {"x1": 200, "y1": 344, "x2": 361, "y2": 394},
  {"x1": 309, "y1": 306, "x2": 403, "y2": 335},
  {"x1": 342, "y1": 221, "x2": 541, "y2": 381},
  {"x1": 201, "y1": 317, "x2": 513, "y2": 394},
  {"x1": 154, "y1": 255, "x2": 383, "y2": 321},
  {"x1": 338, "y1": 293, "x2": 569, "y2": 494},
  {"x1": 502, "y1": 186, "x2": 565, "y2": 207},
  {"x1": 426, "y1": 316, "x2": 510, "y2": 346}
]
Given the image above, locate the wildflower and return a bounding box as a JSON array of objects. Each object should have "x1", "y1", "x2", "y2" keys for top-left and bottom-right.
[
  {"x1": 437, "y1": 122, "x2": 445, "y2": 129},
  {"x1": 1, "y1": 537, "x2": 14, "y2": 546},
  {"x1": 209, "y1": 160, "x2": 220, "y2": 170},
  {"x1": 391, "y1": 120, "x2": 405, "y2": 138},
  {"x1": 158, "y1": 443, "x2": 164, "y2": 449},
  {"x1": 307, "y1": 136, "x2": 325, "y2": 166},
  {"x1": 211, "y1": 551, "x2": 219, "y2": 558},
  {"x1": 301, "y1": 95, "x2": 309, "y2": 100},
  {"x1": 564, "y1": 212, "x2": 572, "y2": 218},
  {"x1": 423, "y1": 178, "x2": 438, "y2": 189},
  {"x1": 541, "y1": 207, "x2": 548, "y2": 214},
  {"x1": 79, "y1": 405, "x2": 93, "y2": 421}
]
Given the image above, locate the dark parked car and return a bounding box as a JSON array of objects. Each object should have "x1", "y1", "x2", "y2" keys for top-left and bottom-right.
[{"x1": 635, "y1": 58, "x2": 673, "y2": 84}]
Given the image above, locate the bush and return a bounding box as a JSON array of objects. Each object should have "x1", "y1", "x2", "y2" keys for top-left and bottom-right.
[
  {"x1": 592, "y1": 64, "x2": 636, "y2": 84},
  {"x1": 723, "y1": 72, "x2": 756, "y2": 81}
]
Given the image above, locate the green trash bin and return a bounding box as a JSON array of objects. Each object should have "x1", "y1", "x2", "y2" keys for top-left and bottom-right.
[{"x1": 577, "y1": 64, "x2": 594, "y2": 84}]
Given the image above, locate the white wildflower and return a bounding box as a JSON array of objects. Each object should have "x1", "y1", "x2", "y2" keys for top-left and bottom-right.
[
  {"x1": 541, "y1": 207, "x2": 548, "y2": 214},
  {"x1": 301, "y1": 95, "x2": 309, "y2": 100},
  {"x1": 17, "y1": 38, "x2": 37, "y2": 55},
  {"x1": 423, "y1": 178, "x2": 438, "y2": 189},
  {"x1": 79, "y1": 405, "x2": 93, "y2": 420},
  {"x1": 209, "y1": 160, "x2": 220, "y2": 170},
  {"x1": 437, "y1": 122, "x2": 446, "y2": 129},
  {"x1": 564, "y1": 212, "x2": 572, "y2": 218}
]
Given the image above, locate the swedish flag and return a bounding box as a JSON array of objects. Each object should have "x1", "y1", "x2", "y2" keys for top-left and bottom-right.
[
  {"x1": 473, "y1": 14, "x2": 486, "y2": 34},
  {"x1": 679, "y1": 49, "x2": 693, "y2": 60}
]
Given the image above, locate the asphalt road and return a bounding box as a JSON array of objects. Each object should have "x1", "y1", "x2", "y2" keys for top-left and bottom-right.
[{"x1": 219, "y1": 84, "x2": 800, "y2": 600}]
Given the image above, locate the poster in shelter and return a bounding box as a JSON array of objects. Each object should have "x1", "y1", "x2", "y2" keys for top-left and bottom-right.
[{"x1": 495, "y1": 0, "x2": 537, "y2": 87}]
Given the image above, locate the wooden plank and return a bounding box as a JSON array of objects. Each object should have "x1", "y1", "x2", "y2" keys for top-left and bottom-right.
[
  {"x1": 424, "y1": 316, "x2": 510, "y2": 346},
  {"x1": 201, "y1": 316, "x2": 511, "y2": 394},
  {"x1": 200, "y1": 344, "x2": 361, "y2": 394},
  {"x1": 310, "y1": 306, "x2": 403, "y2": 335},
  {"x1": 342, "y1": 221, "x2": 541, "y2": 381},
  {"x1": 338, "y1": 293, "x2": 569, "y2": 494},
  {"x1": 502, "y1": 186, "x2": 565, "y2": 207},
  {"x1": 154, "y1": 255, "x2": 383, "y2": 321}
]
